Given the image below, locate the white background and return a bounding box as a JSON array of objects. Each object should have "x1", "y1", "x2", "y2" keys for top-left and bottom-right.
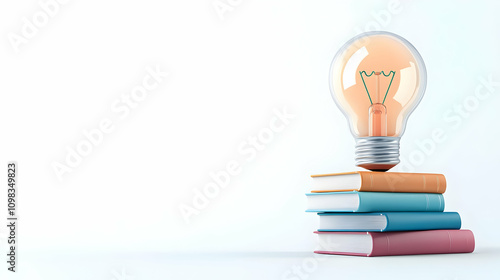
[{"x1": 0, "y1": 0, "x2": 499, "y2": 279}]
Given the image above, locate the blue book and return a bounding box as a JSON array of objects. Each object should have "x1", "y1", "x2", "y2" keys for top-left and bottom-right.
[
  {"x1": 305, "y1": 191, "x2": 444, "y2": 212},
  {"x1": 317, "y1": 212, "x2": 461, "y2": 232}
]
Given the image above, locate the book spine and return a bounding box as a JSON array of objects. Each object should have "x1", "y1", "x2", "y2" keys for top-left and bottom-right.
[
  {"x1": 369, "y1": 230, "x2": 475, "y2": 256},
  {"x1": 359, "y1": 172, "x2": 446, "y2": 193},
  {"x1": 356, "y1": 193, "x2": 445, "y2": 212},
  {"x1": 384, "y1": 212, "x2": 461, "y2": 231}
]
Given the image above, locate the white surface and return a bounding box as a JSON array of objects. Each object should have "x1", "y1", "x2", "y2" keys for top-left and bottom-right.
[
  {"x1": 0, "y1": 0, "x2": 499, "y2": 278},
  {"x1": 1, "y1": 248, "x2": 499, "y2": 280}
]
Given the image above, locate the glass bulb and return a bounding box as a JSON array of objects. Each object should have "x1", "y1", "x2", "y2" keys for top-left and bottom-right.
[{"x1": 330, "y1": 31, "x2": 426, "y2": 171}]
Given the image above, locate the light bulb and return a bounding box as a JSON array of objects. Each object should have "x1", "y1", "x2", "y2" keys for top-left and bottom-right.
[{"x1": 330, "y1": 31, "x2": 426, "y2": 171}]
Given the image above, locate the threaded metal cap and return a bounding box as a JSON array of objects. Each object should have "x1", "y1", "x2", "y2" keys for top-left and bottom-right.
[{"x1": 355, "y1": 136, "x2": 400, "y2": 171}]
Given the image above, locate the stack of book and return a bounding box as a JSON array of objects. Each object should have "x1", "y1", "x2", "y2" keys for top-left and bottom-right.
[{"x1": 306, "y1": 171, "x2": 475, "y2": 257}]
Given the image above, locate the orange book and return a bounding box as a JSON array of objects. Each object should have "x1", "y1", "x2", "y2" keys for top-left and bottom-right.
[{"x1": 311, "y1": 171, "x2": 446, "y2": 193}]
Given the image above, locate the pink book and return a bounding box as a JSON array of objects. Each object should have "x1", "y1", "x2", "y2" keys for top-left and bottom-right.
[{"x1": 314, "y1": 230, "x2": 475, "y2": 257}]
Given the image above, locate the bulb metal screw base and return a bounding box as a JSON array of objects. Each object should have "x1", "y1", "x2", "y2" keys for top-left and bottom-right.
[{"x1": 355, "y1": 136, "x2": 400, "y2": 171}]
